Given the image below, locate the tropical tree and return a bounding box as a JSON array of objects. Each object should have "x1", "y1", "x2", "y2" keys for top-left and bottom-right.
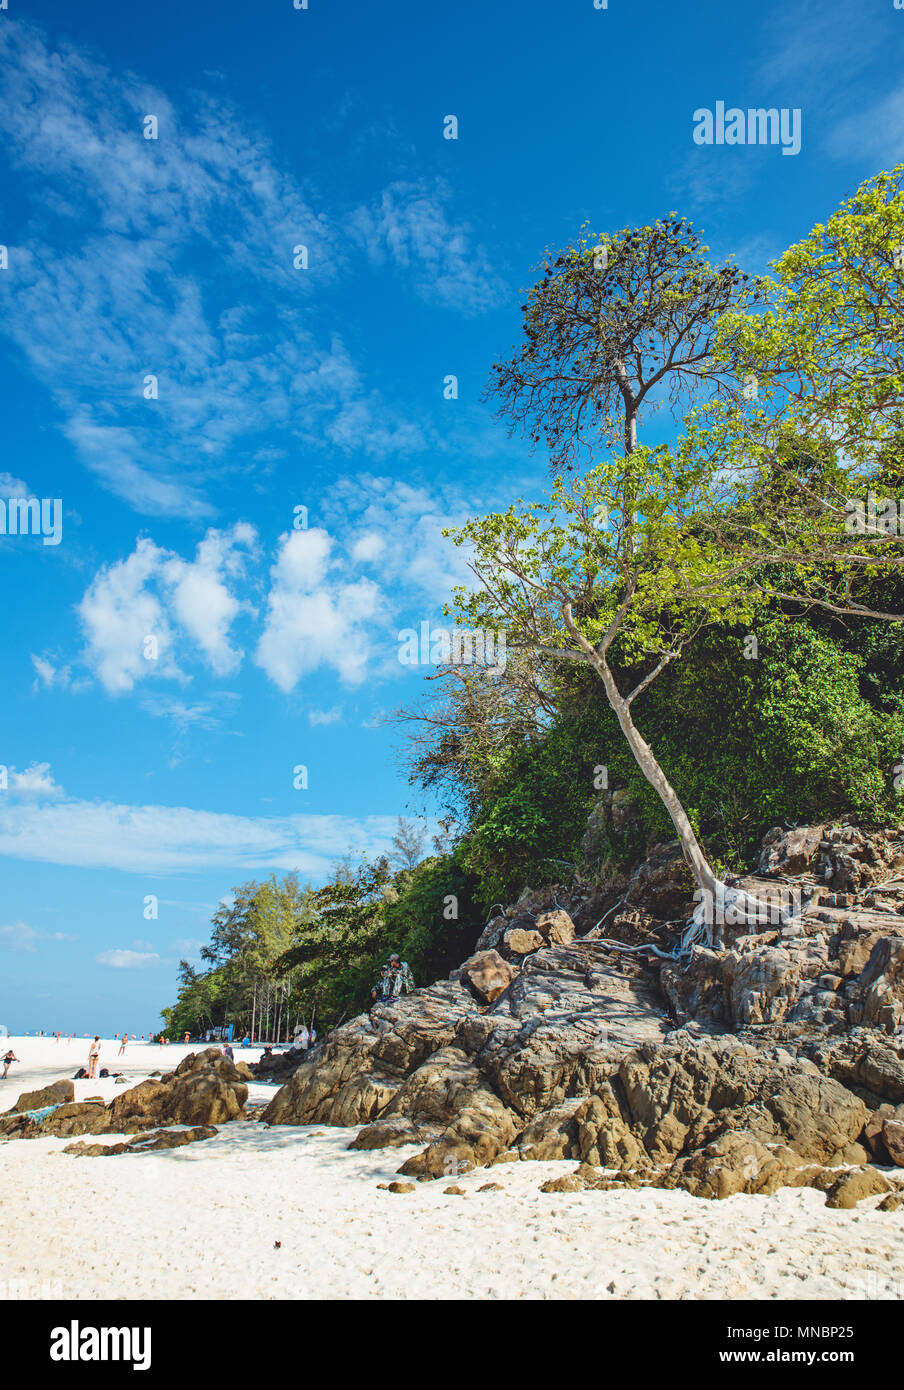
[{"x1": 448, "y1": 204, "x2": 904, "y2": 938}]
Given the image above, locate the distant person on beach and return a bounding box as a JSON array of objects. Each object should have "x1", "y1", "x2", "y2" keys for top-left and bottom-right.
[
  {"x1": 55, "y1": 1031, "x2": 61, "y2": 1044},
  {"x1": 223, "y1": 1043, "x2": 234, "y2": 1062},
  {"x1": 241, "y1": 1033, "x2": 250, "y2": 1047},
  {"x1": 184, "y1": 1032, "x2": 190, "y2": 1044},
  {"x1": 87, "y1": 1036, "x2": 101, "y2": 1079},
  {"x1": 117, "y1": 1034, "x2": 128, "y2": 1056},
  {"x1": 296, "y1": 1025, "x2": 309, "y2": 1050},
  {"x1": 2, "y1": 1049, "x2": 19, "y2": 1079}
]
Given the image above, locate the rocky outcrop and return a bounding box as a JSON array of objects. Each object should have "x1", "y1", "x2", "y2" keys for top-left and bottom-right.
[
  {"x1": 0, "y1": 1050, "x2": 247, "y2": 1142},
  {"x1": 63, "y1": 1125, "x2": 217, "y2": 1157},
  {"x1": 259, "y1": 823, "x2": 904, "y2": 1198},
  {"x1": 12, "y1": 1080, "x2": 75, "y2": 1112}
]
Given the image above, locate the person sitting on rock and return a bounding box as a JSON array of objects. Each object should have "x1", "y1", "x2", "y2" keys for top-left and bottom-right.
[
  {"x1": 386, "y1": 954, "x2": 414, "y2": 997},
  {"x1": 370, "y1": 966, "x2": 391, "y2": 1004}
]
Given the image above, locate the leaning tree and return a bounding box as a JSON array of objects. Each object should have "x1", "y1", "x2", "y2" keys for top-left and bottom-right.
[{"x1": 449, "y1": 209, "x2": 904, "y2": 944}]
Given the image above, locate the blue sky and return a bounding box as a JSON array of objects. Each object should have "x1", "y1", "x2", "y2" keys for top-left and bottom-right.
[{"x1": 1, "y1": 0, "x2": 901, "y2": 1033}]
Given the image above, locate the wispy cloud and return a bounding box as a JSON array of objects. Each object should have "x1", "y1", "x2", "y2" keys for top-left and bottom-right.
[
  {"x1": 0, "y1": 922, "x2": 77, "y2": 953},
  {"x1": 0, "y1": 20, "x2": 443, "y2": 517},
  {"x1": 349, "y1": 177, "x2": 507, "y2": 314},
  {"x1": 96, "y1": 948, "x2": 160, "y2": 970},
  {"x1": 308, "y1": 705, "x2": 344, "y2": 726},
  {"x1": 0, "y1": 791, "x2": 417, "y2": 876},
  {"x1": 825, "y1": 83, "x2": 904, "y2": 167}
]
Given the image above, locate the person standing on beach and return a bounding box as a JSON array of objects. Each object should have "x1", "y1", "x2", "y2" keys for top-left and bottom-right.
[
  {"x1": 2, "y1": 1049, "x2": 19, "y2": 1079},
  {"x1": 117, "y1": 1033, "x2": 128, "y2": 1056},
  {"x1": 87, "y1": 1036, "x2": 101, "y2": 1079}
]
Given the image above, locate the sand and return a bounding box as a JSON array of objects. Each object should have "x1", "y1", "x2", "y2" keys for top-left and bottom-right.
[{"x1": 1, "y1": 1034, "x2": 902, "y2": 1301}]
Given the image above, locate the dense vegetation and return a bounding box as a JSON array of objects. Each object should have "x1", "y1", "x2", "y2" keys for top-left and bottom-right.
[{"x1": 161, "y1": 169, "x2": 904, "y2": 1035}]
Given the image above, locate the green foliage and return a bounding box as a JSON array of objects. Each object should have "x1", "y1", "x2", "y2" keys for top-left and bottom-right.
[
  {"x1": 276, "y1": 851, "x2": 480, "y2": 1028},
  {"x1": 160, "y1": 854, "x2": 483, "y2": 1039},
  {"x1": 449, "y1": 607, "x2": 904, "y2": 903}
]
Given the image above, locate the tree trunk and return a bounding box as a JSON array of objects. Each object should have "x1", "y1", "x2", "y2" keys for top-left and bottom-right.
[{"x1": 594, "y1": 652, "x2": 719, "y2": 896}]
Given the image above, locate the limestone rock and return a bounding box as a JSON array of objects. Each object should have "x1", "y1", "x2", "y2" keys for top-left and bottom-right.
[
  {"x1": 460, "y1": 949, "x2": 516, "y2": 1004},
  {"x1": 535, "y1": 910, "x2": 575, "y2": 946},
  {"x1": 503, "y1": 926, "x2": 545, "y2": 956}
]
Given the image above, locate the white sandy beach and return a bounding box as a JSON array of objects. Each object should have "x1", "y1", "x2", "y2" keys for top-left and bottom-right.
[{"x1": 0, "y1": 1034, "x2": 902, "y2": 1301}]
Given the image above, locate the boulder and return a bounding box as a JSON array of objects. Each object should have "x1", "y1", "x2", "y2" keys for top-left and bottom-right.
[
  {"x1": 460, "y1": 950, "x2": 516, "y2": 1004},
  {"x1": 882, "y1": 1118, "x2": 904, "y2": 1166},
  {"x1": 662, "y1": 1132, "x2": 820, "y2": 1200},
  {"x1": 825, "y1": 1167, "x2": 893, "y2": 1209},
  {"x1": 63, "y1": 1126, "x2": 217, "y2": 1157},
  {"x1": 535, "y1": 910, "x2": 575, "y2": 946},
  {"x1": 757, "y1": 825, "x2": 824, "y2": 877},
  {"x1": 503, "y1": 926, "x2": 545, "y2": 956},
  {"x1": 12, "y1": 1080, "x2": 74, "y2": 1113}
]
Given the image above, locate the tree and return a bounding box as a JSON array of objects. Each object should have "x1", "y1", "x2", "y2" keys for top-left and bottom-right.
[
  {"x1": 487, "y1": 217, "x2": 756, "y2": 472},
  {"x1": 449, "y1": 209, "x2": 904, "y2": 940},
  {"x1": 200, "y1": 874, "x2": 314, "y2": 1038},
  {"x1": 390, "y1": 816, "x2": 426, "y2": 872},
  {"x1": 716, "y1": 165, "x2": 904, "y2": 461},
  {"x1": 447, "y1": 449, "x2": 772, "y2": 924}
]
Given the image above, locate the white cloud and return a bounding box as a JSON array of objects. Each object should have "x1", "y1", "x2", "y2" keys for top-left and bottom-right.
[
  {"x1": 0, "y1": 471, "x2": 31, "y2": 496},
  {"x1": 31, "y1": 656, "x2": 72, "y2": 691},
  {"x1": 349, "y1": 178, "x2": 506, "y2": 314},
  {"x1": 47, "y1": 478, "x2": 484, "y2": 698},
  {"x1": 328, "y1": 474, "x2": 475, "y2": 604},
  {"x1": 160, "y1": 524, "x2": 256, "y2": 677},
  {"x1": 254, "y1": 527, "x2": 381, "y2": 691},
  {"x1": 0, "y1": 922, "x2": 76, "y2": 952},
  {"x1": 2, "y1": 762, "x2": 64, "y2": 798},
  {"x1": 308, "y1": 705, "x2": 344, "y2": 726},
  {"x1": 78, "y1": 525, "x2": 255, "y2": 694},
  {"x1": 96, "y1": 948, "x2": 161, "y2": 970},
  {"x1": 350, "y1": 532, "x2": 386, "y2": 563},
  {"x1": 0, "y1": 794, "x2": 416, "y2": 876}
]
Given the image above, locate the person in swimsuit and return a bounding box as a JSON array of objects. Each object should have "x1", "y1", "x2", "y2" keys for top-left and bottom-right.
[
  {"x1": 2, "y1": 1049, "x2": 19, "y2": 1079},
  {"x1": 117, "y1": 1033, "x2": 128, "y2": 1056},
  {"x1": 87, "y1": 1036, "x2": 101, "y2": 1079}
]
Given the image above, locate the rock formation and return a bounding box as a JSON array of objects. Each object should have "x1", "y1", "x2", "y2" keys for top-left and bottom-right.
[
  {"x1": 262, "y1": 822, "x2": 904, "y2": 1202},
  {"x1": 0, "y1": 1049, "x2": 247, "y2": 1143}
]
